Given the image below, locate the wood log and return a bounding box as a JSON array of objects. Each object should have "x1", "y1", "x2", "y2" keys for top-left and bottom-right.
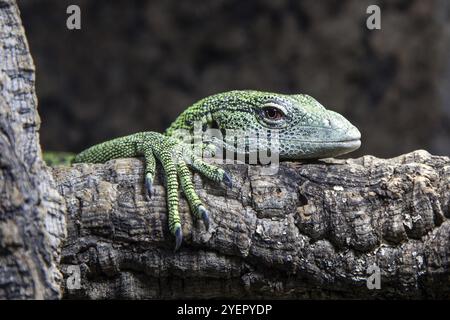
[{"x1": 53, "y1": 151, "x2": 450, "y2": 299}]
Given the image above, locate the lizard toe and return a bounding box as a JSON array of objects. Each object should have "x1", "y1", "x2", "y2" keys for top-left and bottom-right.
[
  {"x1": 197, "y1": 205, "x2": 210, "y2": 230},
  {"x1": 174, "y1": 223, "x2": 183, "y2": 252},
  {"x1": 145, "y1": 174, "x2": 154, "y2": 199},
  {"x1": 222, "y1": 171, "x2": 232, "y2": 189}
]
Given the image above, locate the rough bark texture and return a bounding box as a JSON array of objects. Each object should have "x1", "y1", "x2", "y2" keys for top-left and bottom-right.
[
  {"x1": 53, "y1": 151, "x2": 450, "y2": 299},
  {"x1": 0, "y1": 0, "x2": 66, "y2": 299}
]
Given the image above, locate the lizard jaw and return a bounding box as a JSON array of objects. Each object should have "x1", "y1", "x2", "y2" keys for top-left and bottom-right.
[
  {"x1": 279, "y1": 125, "x2": 362, "y2": 159},
  {"x1": 278, "y1": 137, "x2": 361, "y2": 159}
]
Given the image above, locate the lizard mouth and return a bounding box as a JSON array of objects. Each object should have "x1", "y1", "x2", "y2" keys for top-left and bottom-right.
[
  {"x1": 307, "y1": 126, "x2": 362, "y2": 154},
  {"x1": 285, "y1": 138, "x2": 361, "y2": 145},
  {"x1": 278, "y1": 137, "x2": 361, "y2": 159},
  {"x1": 322, "y1": 138, "x2": 361, "y2": 154},
  {"x1": 313, "y1": 138, "x2": 361, "y2": 148}
]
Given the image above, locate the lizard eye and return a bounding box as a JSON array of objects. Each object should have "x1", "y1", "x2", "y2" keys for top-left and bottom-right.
[{"x1": 262, "y1": 106, "x2": 285, "y2": 121}]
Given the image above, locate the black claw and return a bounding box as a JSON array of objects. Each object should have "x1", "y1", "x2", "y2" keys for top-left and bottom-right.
[
  {"x1": 145, "y1": 175, "x2": 154, "y2": 199},
  {"x1": 174, "y1": 225, "x2": 182, "y2": 252},
  {"x1": 222, "y1": 171, "x2": 232, "y2": 189},
  {"x1": 198, "y1": 205, "x2": 210, "y2": 230},
  {"x1": 205, "y1": 144, "x2": 216, "y2": 158}
]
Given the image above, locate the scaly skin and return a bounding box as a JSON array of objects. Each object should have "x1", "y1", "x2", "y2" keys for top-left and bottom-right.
[{"x1": 73, "y1": 90, "x2": 361, "y2": 250}]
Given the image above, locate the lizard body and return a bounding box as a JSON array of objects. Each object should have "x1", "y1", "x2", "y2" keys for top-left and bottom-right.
[{"x1": 72, "y1": 90, "x2": 361, "y2": 250}]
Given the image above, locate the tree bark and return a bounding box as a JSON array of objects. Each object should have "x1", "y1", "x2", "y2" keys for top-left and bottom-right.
[
  {"x1": 0, "y1": 0, "x2": 66, "y2": 299},
  {"x1": 53, "y1": 151, "x2": 450, "y2": 299},
  {"x1": 1, "y1": 0, "x2": 449, "y2": 300}
]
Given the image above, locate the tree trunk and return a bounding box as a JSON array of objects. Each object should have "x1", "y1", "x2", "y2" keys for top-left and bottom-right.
[
  {"x1": 1, "y1": 0, "x2": 449, "y2": 300},
  {"x1": 0, "y1": 0, "x2": 66, "y2": 299}
]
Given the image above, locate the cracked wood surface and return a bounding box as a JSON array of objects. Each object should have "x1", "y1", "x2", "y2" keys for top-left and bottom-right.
[{"x1": 53, "y1": 150, "x2": 450, "y2": 299}]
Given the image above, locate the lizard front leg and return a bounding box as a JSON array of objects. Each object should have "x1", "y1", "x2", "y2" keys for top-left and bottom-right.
[{"x1": 73, "y1": 132, "x2": 232, "y2": 251}]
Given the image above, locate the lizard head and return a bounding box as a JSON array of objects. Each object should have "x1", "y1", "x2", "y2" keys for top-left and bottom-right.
[{"x1": 206, "y1": 90, "x2": 361, "y2": 160}]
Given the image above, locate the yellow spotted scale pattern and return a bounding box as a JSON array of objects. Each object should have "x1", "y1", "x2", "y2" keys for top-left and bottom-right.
[{"x1": 73, "y1": 90, "x2": 361, "y2": 250}]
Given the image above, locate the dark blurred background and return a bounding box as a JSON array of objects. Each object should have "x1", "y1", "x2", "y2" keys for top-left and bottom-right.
[{"x1": 19, "y1": 0, "x2": 450, "y2": 158}]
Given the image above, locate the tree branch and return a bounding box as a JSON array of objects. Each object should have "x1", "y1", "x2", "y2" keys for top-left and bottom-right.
[{"x1": 53, "y1": 151, "x2": 450, "y2": 299}]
